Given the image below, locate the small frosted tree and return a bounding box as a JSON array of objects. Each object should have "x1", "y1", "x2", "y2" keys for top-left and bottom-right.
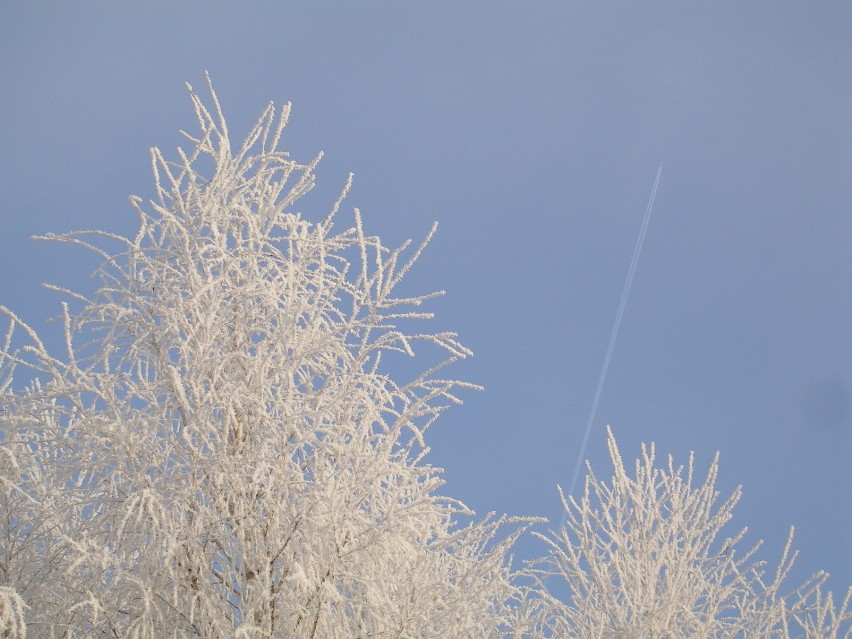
[
  {"x1": 527, "y1": 427, "x2": 851, "y2": 639},
  {"x1": 0, "y1": 77, "x2": 525, "y2": 638}
]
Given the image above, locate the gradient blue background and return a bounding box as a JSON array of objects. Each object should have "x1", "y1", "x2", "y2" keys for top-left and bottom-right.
[{"x1": 2, "y1": 3, "x2": 849, "y2": 595}]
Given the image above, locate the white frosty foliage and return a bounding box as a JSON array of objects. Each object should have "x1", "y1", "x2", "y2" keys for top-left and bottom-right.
[
  {"x1": 526, "y1": 427, "x2": 851, "y2": 639},
  {"x1": 0, "y1": 77, "x2": 526, "y2": 638},
  {"x1": 0, "y1": 586, "x2": 28, "y2": 638},
  {"x1": 0, "y1": 75, "x2": 848, "y2": 639}
]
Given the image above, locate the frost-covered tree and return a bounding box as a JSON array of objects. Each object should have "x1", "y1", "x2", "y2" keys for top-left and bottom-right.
[
  {"x1": 1, "y1": 76, "x2": 849, "y2": 639},
  {"x1": 527, "y1": 427, "x2": 851, "y2": 639},
  {"x1": 0, "y1": 77, "x2": 526, "y2": 638}
]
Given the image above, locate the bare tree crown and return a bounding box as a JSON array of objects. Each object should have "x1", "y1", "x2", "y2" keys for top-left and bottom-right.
[{"x1": 0, "y1": 76, "x2": 524, "y2": 638}]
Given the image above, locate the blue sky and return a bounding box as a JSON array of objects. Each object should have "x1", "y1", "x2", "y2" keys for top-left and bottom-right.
[{"x1": 1, "y1": 3, "x2": 850, "y2": 594}]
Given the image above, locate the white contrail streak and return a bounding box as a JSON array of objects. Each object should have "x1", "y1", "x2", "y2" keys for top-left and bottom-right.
[{"x1": 566, "y1": 164, "x2": 663, "y2": 499}]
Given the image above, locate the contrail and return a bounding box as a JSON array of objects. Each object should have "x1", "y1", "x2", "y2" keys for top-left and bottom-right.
[{"x1": 566, "y1": 164, "x2": 663, "y2": 499}]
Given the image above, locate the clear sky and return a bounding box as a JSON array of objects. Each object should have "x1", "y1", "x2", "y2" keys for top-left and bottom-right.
[{"x1": 1, "y1": 2, "x2": 850, "y2": 594}]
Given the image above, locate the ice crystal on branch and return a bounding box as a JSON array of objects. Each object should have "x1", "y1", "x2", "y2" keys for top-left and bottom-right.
[
  {"x1": 0, "y1": 587, "x2": 28, "y2": 638},
  {"x1": 0, "y1": 76, "x2": 524, "y2": 637}
]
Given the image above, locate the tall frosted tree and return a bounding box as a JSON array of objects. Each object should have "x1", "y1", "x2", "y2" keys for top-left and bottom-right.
[{"x1": 0, "y1": 78, "x2": 526, "y2": 638}]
